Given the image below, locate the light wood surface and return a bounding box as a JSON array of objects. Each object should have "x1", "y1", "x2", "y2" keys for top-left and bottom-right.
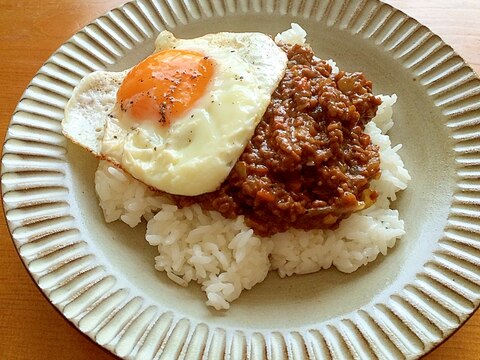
[{"x1": 1, "y1": 1, "x2": 479, "y2": 359}]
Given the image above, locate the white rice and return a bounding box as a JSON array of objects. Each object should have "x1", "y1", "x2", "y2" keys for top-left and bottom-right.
[
  {"x1": 94, "y1": 25, "x2": 411, "y2": 310},
  {"x1": 275, "y1": 23, "x2": 307, "y2": 46},
  {"x1": 94, "y1": 95, "x2": 410, "y2": 310}
]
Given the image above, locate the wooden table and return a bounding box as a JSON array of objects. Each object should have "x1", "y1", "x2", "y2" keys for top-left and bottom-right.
[{"x1": 1, "y1": 1, "x2": 479, "y2": 359}]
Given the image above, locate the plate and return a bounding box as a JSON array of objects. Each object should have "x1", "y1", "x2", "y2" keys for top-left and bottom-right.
[{"x1": 2, "y1": 0, "x2": 480, "y2": 358}]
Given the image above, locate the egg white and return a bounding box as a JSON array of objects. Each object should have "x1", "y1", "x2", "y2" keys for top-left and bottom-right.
[{"x1": 63, "y1": 30, "x2": 287, "y2": 195}]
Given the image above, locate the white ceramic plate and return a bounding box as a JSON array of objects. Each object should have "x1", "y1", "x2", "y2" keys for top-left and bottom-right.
[{"x1": 2, "y1": 0, "x2": 480, "y2": 359}]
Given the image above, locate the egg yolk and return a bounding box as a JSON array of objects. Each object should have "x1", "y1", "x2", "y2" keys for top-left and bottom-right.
[{"x1": 117, "y1": 49, "x2": 215, "y2": 125}]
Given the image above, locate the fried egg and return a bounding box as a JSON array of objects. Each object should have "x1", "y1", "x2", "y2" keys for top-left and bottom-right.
[{"x1": 62, "y1": 30, "x2": 288, "y2": 195}]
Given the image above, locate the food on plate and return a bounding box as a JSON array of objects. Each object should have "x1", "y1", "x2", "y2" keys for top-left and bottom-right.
[
  {"x1": 62, "y1": 31, "x2": 288, "y2": 196},
  {"x1": 66, "y1": 24, "x2": 411, "y2": 310}
]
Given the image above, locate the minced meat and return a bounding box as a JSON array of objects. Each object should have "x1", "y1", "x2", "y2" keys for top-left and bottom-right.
[{"x1": 173, "y1": 43, "x2": 382, "y2": 237}]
